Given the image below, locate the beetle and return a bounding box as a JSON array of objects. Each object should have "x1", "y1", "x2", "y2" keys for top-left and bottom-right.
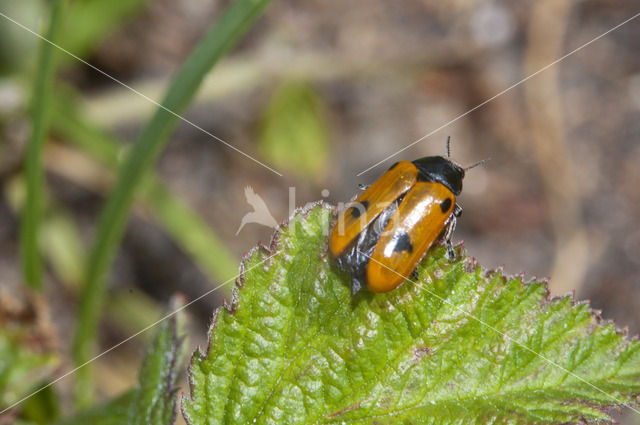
[{"x1": 329, "y1": 138, "x2": 486, "y2": 295}]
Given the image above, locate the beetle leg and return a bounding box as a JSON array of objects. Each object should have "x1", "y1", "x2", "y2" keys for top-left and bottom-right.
[
  {"x1": 453, "y1": 203, "x2": 462, "y2": 218},
  {"x1": 444, "y1": 215, "x2": 457, "y2": 260},
  {"x1": 350, "y1": 276, "x2": 363, "y2": 296},
  {"x1": 410, "y1": 268, "x2": 419, "y2": 281}
]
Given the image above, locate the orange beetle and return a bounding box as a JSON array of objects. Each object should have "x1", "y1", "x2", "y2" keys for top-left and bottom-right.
[{"x1": 329, "y1": 140, "x2": 484, "y2": 295}]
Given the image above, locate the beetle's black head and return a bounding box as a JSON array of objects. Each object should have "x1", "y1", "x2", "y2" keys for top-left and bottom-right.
[{"x1": 411, "y1": 156, "x2": 465, "y2": 195}]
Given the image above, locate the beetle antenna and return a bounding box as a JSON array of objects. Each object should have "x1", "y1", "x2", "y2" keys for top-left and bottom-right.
[
  {"x1": 464, "y1": 158, "x2": 491, "y2": 171},
  {"x1": 446, "y1": 136, "x2": 451, "y2": 157}
]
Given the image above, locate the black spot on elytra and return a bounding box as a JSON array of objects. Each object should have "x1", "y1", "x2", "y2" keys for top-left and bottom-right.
[
  {"x1": 440, "y1": 198, "x2": 452, "y2": 213},
  {"x1": 349, "y1": 200, "x2": 369, "y2": 218},
  {"x1": 393, "y1": 232, "x2": 413, "y2": 253}
]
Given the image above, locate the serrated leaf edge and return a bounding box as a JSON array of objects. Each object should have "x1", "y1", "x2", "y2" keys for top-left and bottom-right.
[{"x1": 181, "y1": 202, "x2": 640, "y2": 424}]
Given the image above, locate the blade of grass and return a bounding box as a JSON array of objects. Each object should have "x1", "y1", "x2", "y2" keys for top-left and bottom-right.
[
  {"x1": 71, "y1": 0, "x2": 272, "y2": 407},
  {"x1": 19, "y1": 0, "x2": 65, "y2": 290},
  {"x1": 50, "y1": 94, "x2": 238, "y2": 287}
]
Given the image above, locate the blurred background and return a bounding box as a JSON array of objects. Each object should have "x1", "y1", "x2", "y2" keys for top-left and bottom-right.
[{"x1": 1, "y1": 0, "x2": 640, "y2": 423}]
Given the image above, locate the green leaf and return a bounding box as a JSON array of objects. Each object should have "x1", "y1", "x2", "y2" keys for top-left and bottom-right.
[
  {"x1": 182, "y1": 204, "x2": 640, "y2": 424},
  {"x1": 20, "y1": 385, "x2": 59, "y2": 425},
  {"x1": 127, "y1": 297, "x2": 188, "y2": 425},
  {"x1": 259, "y1": 81, "x2": 330, "y2": 179},
  {"x1": 0, "y1": 300, "x2": 58, "y2": 412},
  {"x1": 0, "y1": 332, "x2": 58, "y2": 410},
  {"x1": 55, "y1": 297, "x2": 187, "y2": 425}
]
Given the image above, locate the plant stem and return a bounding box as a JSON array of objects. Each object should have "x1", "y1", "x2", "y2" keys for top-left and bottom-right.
[
  {"x1": 20, "y1": 0, "x2": 66, "y2": 290},
  {"x1": 71, "y1": 0, "x2": 272, "y2": 407}
]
